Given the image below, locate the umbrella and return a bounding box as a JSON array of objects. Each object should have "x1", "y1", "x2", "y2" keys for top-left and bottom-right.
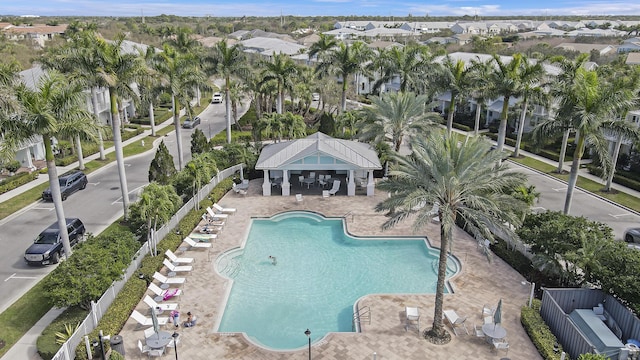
[
  {"x1": 494, "y1": 298, "x2": 503, "y2": 327},
  {"x1": 151, "y1": 307, "x2": 160, "y2": 335}
]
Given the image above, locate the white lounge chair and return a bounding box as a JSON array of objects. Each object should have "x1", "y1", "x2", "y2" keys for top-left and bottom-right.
[
  {"x1": 163, "y1": 258, "x2": 193, "y2": 273},
  {"x1": 206, "y1": 207, "x2": 228, "y2": 220},
  {"x1": 153, "y1": 272, "x2": 185, "y2": 285},
  {"x1": 130, "y1": 309, "x2": 168, "y2": 326},
  {"x1": 148, "y1": 283, "x2": 182, "y2": 299},
  {"x1": 143, "y1": 295, "x2": 179, "y2": 311},
  {"x1": 444, "y1": 309, "x2": 469, "y2": 336},
  {"x1": 328, "y1": 180, "x2": 341, "y2": 195},
  {"x1": 201, "y1": 214, "x2": 225, "y2": 227},
  {"x1": 184, "y1": 236, "x2": 212, "y2": 249},
  {"x1": 405, "y1": 306, "x2": 420, "y2": 332},
  {"x1": 165, "y1": 249, "x2": 194, "y2": 264},
  {"x1": 212, "y1": 203, "x2": 236, "y2": 214},
  {"x1": 189, "y1": 232, "x2": 217, "y2": 241}
]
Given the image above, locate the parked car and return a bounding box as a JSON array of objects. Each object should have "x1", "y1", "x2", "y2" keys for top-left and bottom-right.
[
  {"x1": 42, "y1": 171, "x2": 87, "y2": 201},
  {"x1": 182, "y1": 117, "x2": 201, "y2": 129},
  {"x1": 211, "y1": 92, "x2": 223, "y2": 104},
  {"x1": 24, "y1": 218, "x2": 85, "y2": 265},
  {"x1": 312, "y1": 93, "x2": 320, "y2": 101},
  {"x1": 624, "y1": 228, "x2": 640, "y2": 243}
]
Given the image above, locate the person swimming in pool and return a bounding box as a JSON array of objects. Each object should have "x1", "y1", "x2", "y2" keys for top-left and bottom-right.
[{"x1": 268, "y1": 255, "x2": 277, "y2": 265}]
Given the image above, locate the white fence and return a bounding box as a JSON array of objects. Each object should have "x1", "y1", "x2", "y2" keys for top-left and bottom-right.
[{"x1": 50, "y1": 164, "x2": 244, "y2": 360}]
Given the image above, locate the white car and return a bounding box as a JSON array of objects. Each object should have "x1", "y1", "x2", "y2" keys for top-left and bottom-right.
[{"x1": 211, "y1": 92, "x2": 223, "y2": 104}]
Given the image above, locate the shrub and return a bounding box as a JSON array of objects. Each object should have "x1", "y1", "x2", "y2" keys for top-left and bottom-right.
[
  {"x1": 521, "y1": 299, "x2": 563, "y2": 360},
  {"x1": 209, "y1": 131, "x2": 253, "y2": 146},
  {"x1": 0, "y1": 171, "x2": 39, "y2": 195},
  {"x1": 37, "y1": 307, "x2": 87, "y2": 360},
  {"x1": 452, "y1": 122, "x2": 471, "y2": 132},
  {"x1": 5, "y1": 160, "x2": 21, "y2": 173}
]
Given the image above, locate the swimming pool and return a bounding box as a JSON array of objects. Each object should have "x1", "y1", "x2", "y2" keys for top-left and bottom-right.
[{"x1": 215, "y1": 211, "x2": 459, "y2": 350}]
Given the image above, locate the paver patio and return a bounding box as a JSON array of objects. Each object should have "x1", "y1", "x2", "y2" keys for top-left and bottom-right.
[{"x1": 119, "y1": 180, "x2": 542, "y2": 359}]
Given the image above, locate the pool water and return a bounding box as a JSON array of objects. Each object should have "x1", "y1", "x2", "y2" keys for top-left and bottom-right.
[{"x1": 215, "y1": 211, "x2": 458, "y2": 350}]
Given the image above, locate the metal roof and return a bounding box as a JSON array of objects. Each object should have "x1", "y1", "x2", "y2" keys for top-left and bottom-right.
[{"x1": 256, "y1": 133, "x2": 381, "y2": 170}]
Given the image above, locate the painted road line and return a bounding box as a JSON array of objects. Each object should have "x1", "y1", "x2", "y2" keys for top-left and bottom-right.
[{"x1": 5, "y1": 273, "x2": 38, "y2": 281}]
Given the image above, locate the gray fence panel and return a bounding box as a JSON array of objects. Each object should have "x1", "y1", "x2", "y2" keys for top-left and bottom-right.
[
  {"x1": 49, "y1": 164, "x2": 244, "y2": 360},
  {"x1": 544, "y1": 288, "x2": 605, "y2": 314}
]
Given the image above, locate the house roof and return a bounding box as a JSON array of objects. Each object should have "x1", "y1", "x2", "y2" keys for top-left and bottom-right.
[
  {"x1": 240, "y1": 37, "x2": 306, "y2": 56},
  {"x1": 555, "y1": 43, "x2": 615, "y2": 54},
  {"x1": 256, "y1": 133, "x2": 381, "y2": 170},
  {"x1": 3, "y1": 24, "x2": 67, "y2": 35},
  {"x1": 19, "y1": 64, "x2": 46, "y2": 90}
]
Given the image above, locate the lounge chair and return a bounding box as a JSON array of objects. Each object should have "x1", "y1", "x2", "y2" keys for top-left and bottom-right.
[
  {"x1": 153, "y1": 271, "x2": 185, "y2": 285},
  {"x1": 444, "y1": 309, "x2": 469, "y2": 336},
  {"x1": 130, "y1": 309, "x2": 168, "y2": 326},
  {"x1": 165, "y1": 249, "x2": 194, "y2": 264},
  {"x1": 143, "y1": 295, "x2": 179, "y2": 311},
  {"x1": 232, "y1": 183, "x2": 247, "y2": 195},
  {"x1": 328, "y1": 180, "x2": 341, "y2": 195},
  {"x1": 405, "y1": 306, "x2": 420, "y2": 332},
  {"x1": 184, "y1": 236, "x2": 212, "y2": 249},
  {"x1": 163, "y1": 258, "x2": 193, "y2": 273},
  {"x1": 206, "y1": 207, "x2": 228, "y2": 220},
  {"x1": 148, "y1": 283, "x2": 182, "y2": 300},
  {"x1": 212, "y1": 203, "x2": 236, "y2": 214},
  {"x1": 200, "y1": 214, "x2": 225, "y2": 227},
  {"x1": 189, "y1": 232, "x2": 217, "y2": 241}
]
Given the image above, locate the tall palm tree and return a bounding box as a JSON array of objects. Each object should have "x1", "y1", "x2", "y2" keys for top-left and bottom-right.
[
  {"x1": 438, "y1": 56, "x2": 476, "y2": 135},
  {"x1": 132, "y1": 182, "x2": 181, "y2": 255},
  {"x1": 468, "y1": 58, "x2": 493, "y2": 135},
  {"x1": 211, "y1": 39, "x2": 248, "y2": 143},
  {"x1": 260, "y1": 52, "x2": 298, "y2": 114},
  {"x1": 0, "y1": 72, "x2": 100, "y2": 257},
  {"x1": 358, "y1": 92, "x2": 440, "y2": 152},
  {"x1": 308, "y1": 33, "x2": 337, "y2": 60},
  {"x1": 487, "y1": 53, "x2": 525, "y2": 152},
  {"x1": 376, "y1": 132, "x2": 527, "y2": 341},
  {"x1": 316, "y1": 41, "x2": 372, "y2": 113},
  {"x1": 227, "y1": 80, "x2": 248, "y2": 128},
  {"x1": 94, "y1": 33, "x2": 146, "y2": 219},
  {"x1": 184, "y1": 152, "x2": 217, "y2": 210},
  {"x1": 369, "y1": 45, "x2": 434, "y2": 94},
  {"x1": 534, "y1": 67, "x2": 640, "y2": 214},
  {"x1": 512, "y1": 56, "x2": 547, "y2": 157},
  {"x1": 139, "y1": 46, "x2": 164, "y2": 137},
  {"x1": 0, "y1": 60, "x2": 21, "y2": 116}
]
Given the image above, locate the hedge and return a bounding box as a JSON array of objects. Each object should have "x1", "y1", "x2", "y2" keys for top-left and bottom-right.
[
  {"x1": 587, "y1": 165, "x2": 640, "y2": 193},
  {"x1": 521, "y1": 299, "x2": 563, "y2": 360},
  {"x1": 209, "y1": 131, "x2": 253, "y2": 145},
  {"x1": 452, "y1": 122, "x2": 472, "y2": 132},
  {"x1": 69, "y1": 178, "x2": 235, "y2": 359},
  {"x1": 0, "y1": 171, "x2": 39, "y2": 195}
]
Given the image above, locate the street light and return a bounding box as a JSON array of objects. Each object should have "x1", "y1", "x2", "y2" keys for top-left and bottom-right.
[
  {"x1": 304, "y1": 328, "x2": 311, "y2": 360},
  {"x1": 172, "y1": 332, "x2": 179, "y2": 360}
]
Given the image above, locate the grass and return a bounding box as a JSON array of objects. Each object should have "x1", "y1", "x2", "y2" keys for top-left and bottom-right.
[{"x1": 510, "y1": 156, "x2": 640, "y2": 213}]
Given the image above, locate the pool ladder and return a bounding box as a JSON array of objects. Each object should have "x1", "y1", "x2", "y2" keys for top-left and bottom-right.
[{"x1": 352, "y1": 306, "x2": 371, "y2": 332}]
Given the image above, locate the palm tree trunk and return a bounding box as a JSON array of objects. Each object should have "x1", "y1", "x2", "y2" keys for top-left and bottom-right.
[
  {"x1": 149, "y1": 102, "x2": 156, "y2": 137},
  {"x1": 44, "y1": 135, "x2": 72, "y2": 257},
  {"x1": 75, "y1": 135, "x2": 85, "y2": 170},
  {"x1": 564, "y1": 136, "x2": 585, "y2": 215},
  {"x1": 446, "y1": 93, "x2": 455, "y2": 135},
  {"x1": 431, "y1": 222, "x2": 449, "y2": 337},
  {"x1": 109, "y1": 89, "x2": 130, "y2": 220},
  {"x1": 557, "y1": 129, "x2": 570, "y2": 173},
  {"x1": 225, "y1": 77, "x2": 232, "y2": 144},
  {"x1": 496, "y1": 96, "x2": 510, "y2": 152},
  {"x1": 340, "y1": 77, "x2": 348, "y2": 114},
  {"x1": 90, "y1": 87, "x2": 106, "y2": 160},
  {"x1": 605, "y1": 134, "x2": 623, "y2": 191},
  {"x1": 513, "y1": 98, "x2": 528, "y2": 157},
  {"x1": 172, "y1": 95, "x2": 184, "y2": 171},
  {"x1": 474, "y1": 103, "x2": 482, "y2": 135}
]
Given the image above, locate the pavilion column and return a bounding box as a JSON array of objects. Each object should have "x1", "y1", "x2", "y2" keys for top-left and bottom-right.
[
  {"x1": 281, "y1": 170, "x2": 290, "y2": 196},
  {"x1": 347, "y1": 169, "x2": 356, "y2": 196},
  {"x1": 262, "y1": 170, "x2": 271, "y2": 196},
  {"x1": 366, "y1": 170, "x2": 375, "y2": 196}
]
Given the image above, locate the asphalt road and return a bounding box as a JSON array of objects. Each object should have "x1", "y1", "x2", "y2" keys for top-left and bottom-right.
[{"x1": 0, "y1": 99, "x2": 233, "y2": 313}]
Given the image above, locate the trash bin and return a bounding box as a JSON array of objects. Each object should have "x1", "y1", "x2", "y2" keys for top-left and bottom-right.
[{"x1": 110, "y1": 335, "x2": 125, "y2": 356}]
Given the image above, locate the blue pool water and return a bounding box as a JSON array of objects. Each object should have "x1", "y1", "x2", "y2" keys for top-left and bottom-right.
[{"x1": 215, "y1": 211, "x2": 458, "y2": 350}]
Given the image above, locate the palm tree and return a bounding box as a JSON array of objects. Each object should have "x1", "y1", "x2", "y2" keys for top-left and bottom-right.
[
  {"x1": 153, "y1": 44, "x2": 205, "y2": 170},
  {"x1": 308, "y1": 33, "x2": 337, "y2": 60},
  {"x1": 0, "y1": 60, "x2": 21, "y2": 116},
  {"x1": 94, "y1": 34, "x2": 146, "y2": 219},
  {"x1": 260, "y1": 52, "x2": 298, "y2": 114},
  {"x1": 437, "y1": 56, "x2": 476, "y2": 135},
  {"x1": 376, "y1": 132, "x2": 527, "y2": 341},
  {"x1": 534, "y1": 67, "x2": 640, "y2": 214},
  {"x1": 487, "y1": 53, "x2": 525, "y2": 152},
  {"x1": 139, "y1": 46, "x2": 164, "y2": 137},
  {"x1": 358, "y1": 92, "x2": 440, "y2": 152},
  {"x1": 316, "y1": 41, "x2": 372, "y2": 113},
  {"x1": 132, "y1": 182, "x2": 181, "y2": 255},
  {"x1": 227, "y1": 80, "x2": 248, "y2": 129},
  {"x1": 211, "y1": 40, "x2": 248, "y2": 143},
  {"x1": 468, "y1": 58, "x2": 493, "y2": 135},
  {"x1": 0, "y1": 72, "x2": 100, "y2": 257},
  {"x1": 512, "y1": 56, "x2": 547, "y2": 157},
  {"x1": 369, "y1": 45, "x2": 434, "y2": 94},
  {"x1": 184, "y1": 152, "x2": 217, "y2": 210}
]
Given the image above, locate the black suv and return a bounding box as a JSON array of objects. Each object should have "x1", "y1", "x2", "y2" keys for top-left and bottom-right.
[
  {"x1": 24, "y1": 218, "x2": 85, "y2": 265},
  {"x1": 42, "y1": 171, "x2": 88, "y2": 201}
]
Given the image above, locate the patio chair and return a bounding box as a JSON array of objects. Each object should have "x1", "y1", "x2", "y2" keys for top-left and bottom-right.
[
  {"x1": 405, "y1": 306, "x2": 420, "y2": 332},
  {"x1": 153, "y1": 272, "x2": 186, "y2": 285},
  {"x1": 163, "y1": 258, "x2": 193, "y2": 273},
  {"x1": 130, "y1": 310, "x2": 169, "y2": 327},
  {"x1": 492, "y1": 338, "x2": 509, "y2": 354},
  {"x1": 232, "y1": 183, "x2": 247, "y2": 195},
  {"x1": 298, "y1": 175, "x2": 304, "y2": 187},
  {"x1": 213, "y1": 203, "x2": 236, "y2": 214},
  {"x1": 143, "y1": 295, "x2": 179, "y2": 311},
  {"x1": 138, "y1": 340, "x2": 151, "y2": 357},
  {"x1": 328, "y1": 180, "x2": 341, "y2": 195},
  {"x1": 309, "y1": 172, "x2": 316, "y2": 182},
  {"x1": 184, "y1": 236, "x2": 212, "y2": 249},
  {"x1": 296, "y1": 194, "x2": 303, "y2": 203},
  {"x1": 148, "y1": 283, "x2": 182, "y2": 300},
  {"x1": 322, "y1": 190, "x2": 330, "y2": 199},
  {"x1": 444, "y1": 309, "x2": 469, "y2": 336},
  {"x1": 165, "y1": 249, "x2": 194, "y2": 264},
  {"x1": 473, "y1": 323, "x2": 485, "y2": 338},
  {"x1": 144, "y1": 327, "x2": 157, "y2": 339},
  {"x1": 318, "y1": 174, "x2": 327, "y2": 188}
]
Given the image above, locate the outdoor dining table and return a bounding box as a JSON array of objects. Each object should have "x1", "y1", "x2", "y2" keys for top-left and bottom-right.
[
  {"x1": 303, "y1": 178, "x2": 316, "y2": 189},
  {"x1": 146, "y1": 330, "x2": 172, "y2": 349},
  {"x1": 482, "y1": 323, "x2": 507, "y2": 340},
  {"x1": 236, "y1": 182, "x2": 249, "y2": 190}
]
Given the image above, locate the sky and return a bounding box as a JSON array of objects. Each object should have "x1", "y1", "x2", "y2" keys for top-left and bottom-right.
[{"x1": 3, "y1": 0, "x2": 640, "y2": 18}]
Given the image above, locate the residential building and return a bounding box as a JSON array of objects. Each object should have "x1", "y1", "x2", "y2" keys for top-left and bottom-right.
[{"x1": 2, "y1": 24, "x2": 67, "y2": 47}]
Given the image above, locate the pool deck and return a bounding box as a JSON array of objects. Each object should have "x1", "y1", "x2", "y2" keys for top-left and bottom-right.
[{"x1": 119, "y1": 180, "x2": 542, "y2": 359}]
